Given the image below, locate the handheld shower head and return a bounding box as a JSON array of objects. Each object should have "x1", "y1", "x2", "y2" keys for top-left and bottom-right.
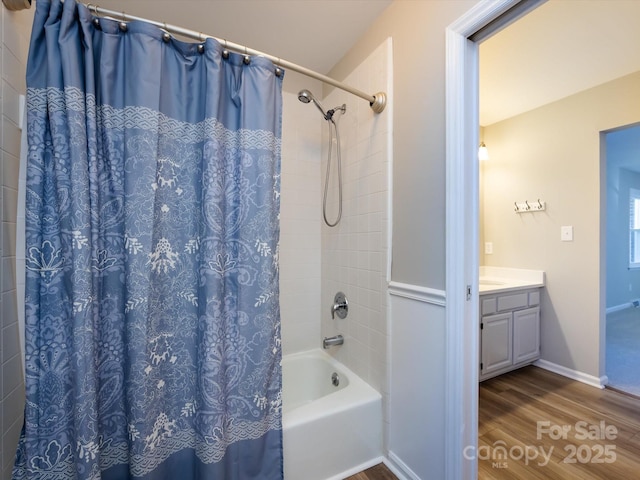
[
  {"x1": 298, "y1": 89, "x2": 312, "y2": 104},
  {"x1": 298, "y1": 89, "x2": 331, "y2": 120},
  {"x1": 298, "y1": 89, "x2": 347, "y2": 227}
]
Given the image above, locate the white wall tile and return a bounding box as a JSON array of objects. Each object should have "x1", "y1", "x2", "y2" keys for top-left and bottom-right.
[
  {"x1": 3, "y1": 8, "x2": 32, "y2": 62},
  {"x1": 1, "y1": 5, "x2": 33, "y2": 475},
  {"x1": 1, "y1": 81, "x2": 19, "y2": 127},
  {"x1": 321, "y1": 39, "x2": 392, "y2": 411},
  {"x1": 1, "y1": 385, "x2": 24, "y2": 435},
  {"x1": 1, "y1": 48, "x2": 23, "y2": 94},
  {"x1": 279, "y1": 89, "x2": 322, "y2": 354},
  {"x1": 1, "y1": 119, "x2": 19, "y2": 158},
  {"x1": 2, "y1": 320, "x2": 19, "y2": 362},
  {"x1": 0, "y1": 259, "x2": 14, "y2": 293},
  {"x1": 1, "y1": 291, "x2": 16, "y2": 330},
  {"x1": 1, "y1": 187, "x2": 16, "y2": 223},
  {"x1": 2, "y1": 413, "x2": 22, "y2": 477},
  {"x1": 1, "y1": 354, "x2": 21, "y2": 396},
  {"x1": 2, "y1": 151, "x2": 19, "y2": 189}
]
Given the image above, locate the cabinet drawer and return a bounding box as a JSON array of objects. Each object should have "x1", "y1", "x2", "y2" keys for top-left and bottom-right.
[
  {"x1": 497, "y1": 292, "x2": 528, "y2": 311},
  {"x1": 481, "y1": 297, "x2": 497, "y2": 315},
  {"x1": 528, "y1": 290, "x2": 540, "y2": 306}
]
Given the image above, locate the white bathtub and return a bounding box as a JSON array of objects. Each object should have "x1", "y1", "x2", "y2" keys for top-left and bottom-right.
[{"x1": 282, "y1": 349, "x2": 383, "y2": 480}]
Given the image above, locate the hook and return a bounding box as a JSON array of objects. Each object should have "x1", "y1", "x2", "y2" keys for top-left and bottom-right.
[
  {"x1": 275, "y1": 58, "x2": 282, "y2": 77},
  {"x1": 537, "y1": 199, "x2": 543, "y2": 209},
  {"x1": 118, "y1": 11, "x2": 127, "y2": 32},
  {"x1": 222, "y1": 39, "x2": 230, "y2": 59},
  {"x1": 525, "y1": 200, "x2": 531, "y2": 210},
  {"x1": 515, "y1": 202, "x2": 519, "y2": 212},
  {"x1": 88, "y1": 3, "x2": 101, "y2": 26},
  {"x1": 243, "y1": 46, "x2": 251, "y2": 65}
]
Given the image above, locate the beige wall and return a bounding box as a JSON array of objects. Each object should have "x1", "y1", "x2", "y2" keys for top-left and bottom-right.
[
  {"x1": 481, "y1": 71, "x2": 640, "y2": 378},
  {"x1": 329, "y1": 0, "x2": 480, "y2": 289}
]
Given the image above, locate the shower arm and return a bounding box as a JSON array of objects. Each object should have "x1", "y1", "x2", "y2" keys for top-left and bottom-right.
[{"x1": 45, "y1": 0, "x2": 387, "y2": 114}]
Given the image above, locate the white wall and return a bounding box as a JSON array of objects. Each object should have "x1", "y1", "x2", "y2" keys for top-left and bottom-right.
[
  {"x1": 1, "y1": 4, "x2": 32, "y2": 479},
  {"x1": 481, "y1": 71, "x2": 640, "y2": 380}
]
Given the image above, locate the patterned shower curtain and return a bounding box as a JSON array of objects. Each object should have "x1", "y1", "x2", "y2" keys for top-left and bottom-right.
[{"x1": 14, "y1": 1, "x2": 283, "y2": 478}]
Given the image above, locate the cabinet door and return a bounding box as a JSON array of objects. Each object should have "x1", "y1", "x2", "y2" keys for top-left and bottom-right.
[
  {"x1": 513, "y1": 306, "x2": 540, "y2": 364},
  {"x1": 481, "y1": 312, "x2": 512, "y2": 377}
]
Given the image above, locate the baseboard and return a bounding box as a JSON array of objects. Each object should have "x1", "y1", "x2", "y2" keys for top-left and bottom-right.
[
  {"x1": 326, "y1": 456, "x2": 386, "y2": 480},
  {"x1": 606, "y1": 303, "x2": 632, "y2": 315},
  {"x1": 534, "y1": 359, "x2": 607, "y2": 389},
  {"x1": 385, "y1": 452, "x2": 420, "y2": 480}
]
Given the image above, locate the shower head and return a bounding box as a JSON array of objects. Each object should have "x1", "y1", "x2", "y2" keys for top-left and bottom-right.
[
  {"x1": 298, "y1": 89, "x2": 313, "y2": 104},
  {"x1": 298, "y1": 89, "x2": 331, "y2": 120}
]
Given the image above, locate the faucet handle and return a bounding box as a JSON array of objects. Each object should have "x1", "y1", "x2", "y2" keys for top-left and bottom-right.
[{"x1": 331, "y1": 292, "x2": 348, "y2": 319}]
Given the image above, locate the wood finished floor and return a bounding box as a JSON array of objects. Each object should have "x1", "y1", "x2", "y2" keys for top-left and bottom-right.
[
  {"x1": 348, "y1": 366, "x2": 640, "y2": 479},
  {"x1": 479, "y1": 365, "x2": 640, "y2": 479},
  {"x1": 344, "y1": 463, "x2": 398, "y2": 480}
]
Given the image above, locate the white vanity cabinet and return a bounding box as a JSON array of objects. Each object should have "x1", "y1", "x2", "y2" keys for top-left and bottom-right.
[{"x1": 480, "y1": 288, "x2": 541, "y2": 381}]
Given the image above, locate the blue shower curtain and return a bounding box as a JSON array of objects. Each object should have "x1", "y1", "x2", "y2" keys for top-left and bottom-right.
[{"x1": 14, "y1": 1, "x2": 283, "y2": 478}]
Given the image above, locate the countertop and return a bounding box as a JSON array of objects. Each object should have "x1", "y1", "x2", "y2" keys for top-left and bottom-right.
[{"x1": 479, "y1": 266, "x2": 545, "y2": 295}]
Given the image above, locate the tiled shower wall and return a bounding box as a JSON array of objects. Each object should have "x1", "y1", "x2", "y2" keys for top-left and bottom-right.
[
  {"x1": 1, "y1": 5, "x2": 32, "y2": 479},
  {"x1": 279, "y1": 36, "x2": 392, "y2": 381},
  {"x1": 321, "y1": 38, "x2": 392, "y2": 426},
  {"x1": 279, "y1": 81, "x2": 323, "y2": 355}
]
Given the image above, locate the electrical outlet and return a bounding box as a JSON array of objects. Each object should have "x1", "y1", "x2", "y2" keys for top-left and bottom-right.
[{"x1": 485, "y1": 242, "x2": 493, "y2": 254}]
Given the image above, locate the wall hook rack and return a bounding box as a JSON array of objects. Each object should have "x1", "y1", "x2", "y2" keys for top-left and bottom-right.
[{"x1": 514, "y1": 199, "x2": 545, "y2": 213}]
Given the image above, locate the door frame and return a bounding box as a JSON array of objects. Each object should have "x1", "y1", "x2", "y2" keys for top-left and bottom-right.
[{"x1": 444, "y1": 1, "x2": 534, "y2": 478}]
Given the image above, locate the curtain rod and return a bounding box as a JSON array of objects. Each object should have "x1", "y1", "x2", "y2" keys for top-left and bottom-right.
[{"x1": 77, "y1": 2, "x2": 386, "y2": 114}]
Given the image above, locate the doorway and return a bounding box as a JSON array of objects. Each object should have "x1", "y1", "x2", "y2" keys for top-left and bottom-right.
[
  {"x1": 447, "y1": 1, "x2": 640, "y2": 479},
  {"x1": 605, "y1": 124, "x2": 640, "y2": 397}
]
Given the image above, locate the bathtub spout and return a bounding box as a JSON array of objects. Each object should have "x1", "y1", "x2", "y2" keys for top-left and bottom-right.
[{"x1": 322, "y1": 334, "x2": 344, "y2": 349}]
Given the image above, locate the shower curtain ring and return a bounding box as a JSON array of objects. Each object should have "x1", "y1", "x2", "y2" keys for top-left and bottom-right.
[
  {"x1": 88, "y1": 4, "x2": 101, "y2": 27},
  {"x1": 222, "y1": 39, "x2": 230, "y2": 59}
]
